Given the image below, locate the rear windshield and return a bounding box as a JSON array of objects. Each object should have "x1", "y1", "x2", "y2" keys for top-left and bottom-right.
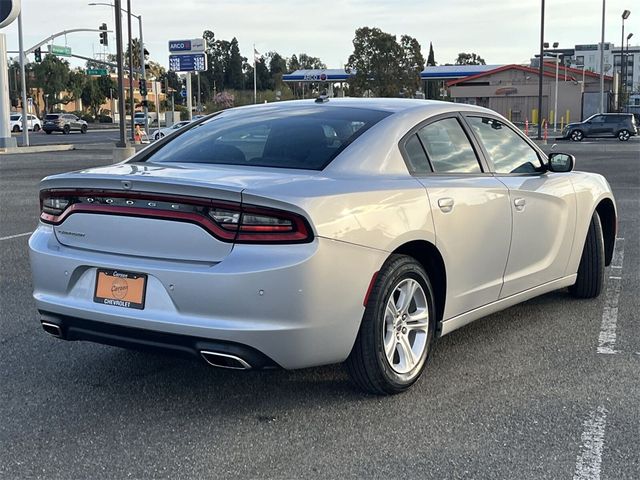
[
  {"x1": 45, "y1": 114, "x2": 60, "y2": 120},
  {"x1": 143, "y1": 106, "x2": 391, "y2": 170}
]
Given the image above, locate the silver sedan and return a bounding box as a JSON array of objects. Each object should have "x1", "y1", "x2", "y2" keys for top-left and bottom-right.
[{"x1": 30, "y1": 98, "x2": 616, "y2": 394}]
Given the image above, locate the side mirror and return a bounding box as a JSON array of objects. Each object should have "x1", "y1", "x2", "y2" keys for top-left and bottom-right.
[{"x1": 548, "y1": 152, "x2": 575, "y2": 172}]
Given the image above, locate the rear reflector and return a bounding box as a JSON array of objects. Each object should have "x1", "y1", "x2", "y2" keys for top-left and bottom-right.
[{"x1": 39, "y1": 189, "x2": 313, "y2": 244}]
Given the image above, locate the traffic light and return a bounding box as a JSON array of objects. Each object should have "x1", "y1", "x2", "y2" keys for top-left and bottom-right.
[
  {"x1": 138, "y1": 79, "x2": 147, "y2": 96},
  {"x1": 34, "y1": 47, "x2": 42, "y2": 63},
  {"x1": 99, "y1": 23, "x2": 108, "y2": 46}
]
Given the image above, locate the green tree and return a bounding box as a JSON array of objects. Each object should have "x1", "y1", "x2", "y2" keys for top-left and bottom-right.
[
  {"x1": 297, "y1": 53, "x2": 326, "y2": 70},
  {"x1": 227, "y1": 38, "x2": 245, "y2": 90},
  {"x1": 427, "y1": 42, "x2": 436, "y2": 66},
  {"x1": 288, "y1": 54, "x2": 301, "y2": 72},
  {"x1": 267, "y1": 52, "x2": 287, "y2": 89},
  {"x1": 455, "y1": 52, "x2": 486, "y2": 65},
  {"x1": 346, "y1": 27, "x2": 422, "y2": 97},
  {"x1": 32, "y1": 55, "x2": 71, "y2": 111},
  {"x1": 399, "y1": 35, "x2": 425, "y2": 96}
]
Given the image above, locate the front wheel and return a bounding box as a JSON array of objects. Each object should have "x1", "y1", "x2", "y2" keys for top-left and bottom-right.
[
  {"x1": 617, "y1": 129, "x2": 630, "y2": 141},
  {"x1": 45, "y1": 130, "x2": 52, "y2": 135},
  {"x1": 570, "y1": 130, "x2": 584, "y2": 142},
  {"x1": 346, "y1": 254, "x2": 436, "y2": 395},
  {"x1": 12, "y1": 125, "x2": 20, "y2": 132},
  {"x1": 62, "y1": 125, "x2": 70, "y2": 134},
  {"x1": 80, "y1": 125, "x2": 87, "y2": 134},
  {"x1": 569, "y1": 212, "x2": 605, "y2": 298}
]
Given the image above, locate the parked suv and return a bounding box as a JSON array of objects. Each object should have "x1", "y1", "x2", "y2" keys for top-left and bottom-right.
[
  {"x1": 562, "y1": 113, "x2": 637, "y2": 141},
  {"x1": 42, "y1": 114, "x2": 88, "y2": 134},
  {"x1": 9, "y1": 113, "x2": 42, "y2": 132}
]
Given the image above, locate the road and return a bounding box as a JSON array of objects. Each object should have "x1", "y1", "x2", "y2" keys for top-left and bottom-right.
[
  {"x1": 0, "y1": 142, "x2": 638, "y2": 479},
  {"x1": 11, "y1": 127, "x2": 161, "y2": 146}
]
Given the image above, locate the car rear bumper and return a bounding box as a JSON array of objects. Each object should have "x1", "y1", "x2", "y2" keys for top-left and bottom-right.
[{"x1": 29, "y1": 224, "x2": 386, "y2": 369}]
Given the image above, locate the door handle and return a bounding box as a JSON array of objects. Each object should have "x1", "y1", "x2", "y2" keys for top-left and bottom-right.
[
  {"x1": 514, "y1": 198, "x2": 526, "y2": 211},
  {"x1": 438, "y1": 197, "x2": 454, "y2": 213}
]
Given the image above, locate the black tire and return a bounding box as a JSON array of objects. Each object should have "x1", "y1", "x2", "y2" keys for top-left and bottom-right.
[
  {"x1": 45, "y1": 130, "x2": 52, "y2": 135},
  {"x1": 12, "y1": 125, "x2": 20, "y2": 132},
  {"x1": 569, "y1": 212, "x2": 605, "y2": 298},
  {"x1": 63, "y1": 125, "x2": 70, "y2": 134},
  {"x1": 33, "y1": 124, "x2": 40, "y2": 132},
  {"x1": 617, "y1": 129, "x2": 630, "y2": 141},
  {"x1": 570, "y1": 130, "x2": 584, "y2": 142},
  {"x1": 80, "y1": 125, "x2": 87, "y2": 134},
  {"x1": 346, "y1": 254, "x2": 437, "y2": 395}
]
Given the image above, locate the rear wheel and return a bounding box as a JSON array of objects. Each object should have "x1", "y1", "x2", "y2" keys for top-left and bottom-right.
[
  {"x1": 45, "y1": 130, "x2": 52, "y2": 135},
  {"x1": 33, "y1": 124, "x2": 41, "y2": 132},
  {"x1": 570, "y1": 130, "x2": 584, "y2": 142},
  {"x1": 12, "y1": 125, "x2": 20, "y2": 132},
  {"x1": 617, "y1": 129, "x2": 630, "y2": 141},
  {"x1": 569, "y1": 212, "x2": 605, "y2": 299},
  {"x1": 346, "y1": 254, "x2": 436, "y2": 395},
  {"x1": 80, "y1": 125, "x2": 87, "y2": 134},
  {"x1": 63, "y1": 125, "x2": 70, "y2": 134}
]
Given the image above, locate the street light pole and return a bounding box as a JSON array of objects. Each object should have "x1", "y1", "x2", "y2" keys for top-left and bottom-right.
[
  {"x1": 537, "y1": 0, "x2": 545, "y2": 139},
  {"x1": 126, "y1": 0, "x2": 135, "y2": 142},
  {"x1": 113, "y1": 0, "x2": 127, "y2": 147},
  {"x1": 599, "y1": 0, "x2": 606, "y2": 113},
  {"x1": 138, "y1": 14, "x2": 148, "y2": 134},
  {"x1": 626, "y1": 33, "x2": 634, "y2": 112},
  {"x1": 620, "y1": 10, "x2": 630, "y2": 111},
  {"x1": 17, "y1": 12, "x2": 29, "y2": 146},
  {"x1": 554, "y1": 54, "x2": 559, "y2": 132}
]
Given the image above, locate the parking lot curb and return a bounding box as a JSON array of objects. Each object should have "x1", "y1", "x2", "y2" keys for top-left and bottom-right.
[{"x1": 0, "y1": 144, "x2": 75, "y2": 155}]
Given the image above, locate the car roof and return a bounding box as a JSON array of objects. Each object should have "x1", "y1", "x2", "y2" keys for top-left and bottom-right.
[{"x1": 222, "y1": 97, "x2": 494, "y2": 117}]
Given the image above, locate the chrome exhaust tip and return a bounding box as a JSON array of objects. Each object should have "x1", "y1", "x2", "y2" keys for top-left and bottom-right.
[
  {"x1": 200, "y1": 351, "x2": 252, "y2": 370},
  {"x1": 41, "y1": 321, "x2": 62, "y2": 338}
]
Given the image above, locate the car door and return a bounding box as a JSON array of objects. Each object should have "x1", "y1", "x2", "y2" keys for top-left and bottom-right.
[
  {"x1": 464, "y1": 115, "x2": 577, "y2": 298},
  {"x1": 588, "y1": 115, "x2": 608, "y2": 136},
  {"x1": 401, "y1": 114, "x2": 512, "y2": 320}
]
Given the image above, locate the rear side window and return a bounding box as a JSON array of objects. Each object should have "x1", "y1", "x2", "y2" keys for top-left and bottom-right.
[
  {"x1": 604, "y1": 116, "x2": 620, "y2": 123},
  {"x1": 10, "y1": 115, "x2": 20, "y2": 121},
  {"x1": 467, "y1": 116, "x2": 541, "y2": 174},
  {"x1": 417, "y1": 118, "x2": 481, "y2": 173},
  {"x1": 144, "y1": 106, "x2": 390, "y2": 170}
]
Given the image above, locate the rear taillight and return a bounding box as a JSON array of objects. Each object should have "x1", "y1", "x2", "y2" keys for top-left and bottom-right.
[{"x1": 39, "y1": 189, "x2": 312, "y2": 244}]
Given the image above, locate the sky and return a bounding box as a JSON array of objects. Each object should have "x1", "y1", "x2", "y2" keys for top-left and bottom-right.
[{"x1": 2, "y1": 0, "x2": 639, "y2": 71}]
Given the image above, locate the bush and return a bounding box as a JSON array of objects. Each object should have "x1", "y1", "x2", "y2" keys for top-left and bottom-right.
[
  {"x1": 81, "y1": 114, "x2": 95, "y2": 123},
  {"x1": 98, "y1": 115, "x2": 113, "y2": 123}
]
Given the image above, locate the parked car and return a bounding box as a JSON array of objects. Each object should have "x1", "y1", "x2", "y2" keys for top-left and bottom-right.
[
  {"x1": 9, "y1": 113, "x2": 41, "y2": 132},
  {"x1": 562, "y1": 113, "x2": 638, "y2": 141},
  {"x1": 30, "y1": 98, "x2": 617, "y2": 395},
  {"x1": 152, "y1": 120, "x2": 191, "y2": 140},
  {"x1": 42, "y1": 113, "x2": 88, "y2": 134}
]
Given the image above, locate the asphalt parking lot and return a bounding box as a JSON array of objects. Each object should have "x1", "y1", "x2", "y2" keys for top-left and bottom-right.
[{"x1": 0, "y1": 140, "x2": 638, "y2": 479}]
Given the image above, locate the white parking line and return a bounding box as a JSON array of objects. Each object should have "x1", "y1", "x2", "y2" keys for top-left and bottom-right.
[
  {"x1": 0, "y1": 231, "x2": 33, "y2": 241},
  {"x1": 573, "y1": 405, "x2": 608, "y2": 480},
  {"x1": 597, "y1": 238, "x2": 624, "y2": 355}
]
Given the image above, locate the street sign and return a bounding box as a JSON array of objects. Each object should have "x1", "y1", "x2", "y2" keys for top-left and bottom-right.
[
  {"x1": 168, "y1": 38, "x2": 206, "y2": 53},
  {"x1": 169, "y1": 53, "x2": 207, "y2": 72},
  {"x1": 87, "y1": 68, "x2": 108, "y2": 76},
  {"x1": 0, "y1": 0, "x2": 21, "y2": 28},
  {"x1": 169, "y1": 40, "x2": 192, "y2": 52},
  {"x1": 48, "y1": 45, "x2": 71, "y2": 57},
  {"x1": 180, "y1": 90, "x2": 187, "y2": 98}
]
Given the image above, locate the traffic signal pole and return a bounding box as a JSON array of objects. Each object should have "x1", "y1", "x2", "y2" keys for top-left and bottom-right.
[{"x1": 138, "y1": 14, "x2": 148, "y2": 134}]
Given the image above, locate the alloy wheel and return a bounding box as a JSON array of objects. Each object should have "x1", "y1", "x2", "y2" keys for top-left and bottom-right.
[
  {"x1": 618, "y1": 130, "x2": 630, "y2": 141},
  {"x1": 571, "y1": 130, "x2": 583, "y2": 141},
  {"x1": 382, "y1": 278, "x2": 429, "y2": 374}
]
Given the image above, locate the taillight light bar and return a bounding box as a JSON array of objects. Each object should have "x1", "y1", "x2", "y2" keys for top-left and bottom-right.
[{"x1": 39, "y1": 189, "x2": 313, "y2": 244}]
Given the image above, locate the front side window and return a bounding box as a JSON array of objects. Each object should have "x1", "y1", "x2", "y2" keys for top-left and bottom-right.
[
  {"x1": 416, "y1": 118, "x2": 481, "y2": 173},
  {"x1": 467, "y1": 116, "x2": 542, "y2": 174},
  {"x1": 144, "y1": 106, "x2": 390, "y2": 170},
  {"x1": 590, "y1": 115, "x2": 605, "y2": 123}
]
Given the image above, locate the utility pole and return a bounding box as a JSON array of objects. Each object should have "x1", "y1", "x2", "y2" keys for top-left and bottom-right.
[
  {"x1": 197, "y1": 72, "x2": 201, "y2": 113},
  {"x1": 17, "y1": 12, "x2": 29, "y2": 146},
  {"x1": 138, "y1": 14, "x2": 148, "y2": 134},
  {"x1": 599, "y1": 0, "x2": 606, "y2": 113}
]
